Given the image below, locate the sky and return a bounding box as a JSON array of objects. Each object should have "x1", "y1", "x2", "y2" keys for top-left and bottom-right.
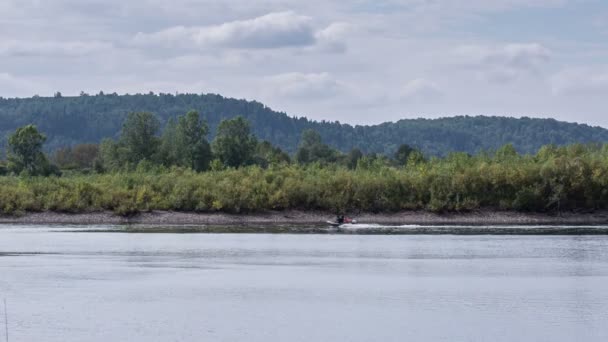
[{"x1": 1, "y1": 0, "x2": 607, "y2": 127}]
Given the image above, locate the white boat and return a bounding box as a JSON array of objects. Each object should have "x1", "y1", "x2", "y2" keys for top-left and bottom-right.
[{"x1": 326, "y1": 219, "x2": 358, "y2": 227}]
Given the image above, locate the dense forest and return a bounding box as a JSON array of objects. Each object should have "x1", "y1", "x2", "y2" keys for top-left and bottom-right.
[
  {"x1": 1, "y1": 92, "x2": 608, "y2": 157},
  {"x1": 1, "y1": 111, "x2": 608, "y2": 216}
]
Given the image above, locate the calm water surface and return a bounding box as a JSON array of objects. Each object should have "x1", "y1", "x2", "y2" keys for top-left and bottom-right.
[{"x1": 1, "y1": 224, "x2": 608, "y2": 342}]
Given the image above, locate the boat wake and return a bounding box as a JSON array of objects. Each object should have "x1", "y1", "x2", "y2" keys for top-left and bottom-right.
[
  {"x1": 327, "y1": 223, "x2": 608, "y2": 235},
  {"x1": 335, "y1": 224, "x2": 423, "y2": 229}
]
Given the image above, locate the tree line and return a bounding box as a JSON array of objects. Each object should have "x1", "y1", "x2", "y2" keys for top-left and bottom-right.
[
  {"x1": 1, "y1": 111, "x2": 608, "y2": 216},
  {"x1": 0, "y1": 143, "x2": 607, "y2": 216},
  {"x1": 2, "y1": 92, "x2": 608, "y2": 157},
  {"x1": 0, "y1": 111, "x2": 423, "y2": 176}
]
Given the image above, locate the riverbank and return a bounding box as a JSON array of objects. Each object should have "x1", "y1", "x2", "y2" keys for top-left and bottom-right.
[{"x1": 1, "y1": 210, "x2": 608, "y2": 226}]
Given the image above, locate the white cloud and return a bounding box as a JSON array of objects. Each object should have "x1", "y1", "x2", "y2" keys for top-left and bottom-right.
[
  {"x1": 551, "y1": 67, "x2": 608, "y2": 95},
  {"x1": 155, "y1": 52, "x2": 255, "y2": 69},
  {"x1": 263, "y1": 72, "x2": 345, "y2": 99},
  {"x1": 454, "y1": 43, "x2": 551, "y2": 83},
  {"x1": 0, "y1": 40, "x2": 113, "y2": 57},
  {"x1": 314, "y1": 22, "x2": 353, "y2": 53},
  {"x1": 133, "y1": 11, "x2": 320, "y2": 50},
  {"x1": 400, "y1": 78, "x2": 443, "y2": 102}
]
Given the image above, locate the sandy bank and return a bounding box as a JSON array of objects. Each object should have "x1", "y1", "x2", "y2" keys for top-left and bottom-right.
[{"x1": 1, "y1": 210, "x2": 608, "y2": 226}]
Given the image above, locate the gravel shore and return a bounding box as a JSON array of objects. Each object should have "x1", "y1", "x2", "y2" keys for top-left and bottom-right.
[{"x1": 1, "y1": 210, "x2": 608, "y2": 226}]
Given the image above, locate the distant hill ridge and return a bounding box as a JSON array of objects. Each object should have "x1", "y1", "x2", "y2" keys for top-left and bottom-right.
[{"x1": 1, "y1": 93, "x2": 607, "y2": 156}]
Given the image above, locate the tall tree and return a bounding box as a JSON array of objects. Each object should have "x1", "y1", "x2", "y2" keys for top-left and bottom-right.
[
  {"x1": 212, "y1": 116, "x2": 257, "y2": 168},
  {"x1": 119, "y1": 112, "x2": 160, "y2": 164},
  {"x1": 98, "y1": 138, "x2": 129, "y2": 171},
  {"x1": 176, "y1": 111, "x2": 212, "y2": 171},
  {"x1": 158, "y1": 118, "x2": 181, "y2": 167},
  {"x1": 7, "y1": 125, "x2": 57, "y2": 175}
]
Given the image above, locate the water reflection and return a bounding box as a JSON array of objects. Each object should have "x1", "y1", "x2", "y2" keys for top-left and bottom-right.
[{"x1": 0, "y1": 225, "x2": 608, "y2": 342}]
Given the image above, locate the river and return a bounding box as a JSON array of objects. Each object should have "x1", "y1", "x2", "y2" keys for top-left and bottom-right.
[{"x1": 1, "y1": 224, "x2": 608, "y2": 341}]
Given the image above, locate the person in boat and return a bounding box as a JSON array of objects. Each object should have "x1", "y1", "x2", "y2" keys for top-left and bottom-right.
[
  {"x1": 336, "y1": 215, "x2": 354, "y2": 224},
  {"x1": 337, "y1": 215, "x2": 345, "y2": 224}
]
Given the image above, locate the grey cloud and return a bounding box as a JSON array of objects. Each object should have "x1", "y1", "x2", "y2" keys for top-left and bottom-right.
[
  {"x1": 0, "y1": 40, "x2": 113, "y2": 57},
  {"x1": 133, "y1": 11, "x2": 324, "y2": 50},
  {"x1": 314, "y1": 23, "x2": 353, "y2": 53},
  {"x1": 399, "y1": 78, "x2": 443, "y2": 102},
  {"x1": 454, "y1": 43, "x2": 551, "y2": 83}
]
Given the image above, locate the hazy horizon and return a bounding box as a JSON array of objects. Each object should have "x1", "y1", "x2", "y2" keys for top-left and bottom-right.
[{"x1": 1, "y1": 0, "x2": 607, "y2": 126}]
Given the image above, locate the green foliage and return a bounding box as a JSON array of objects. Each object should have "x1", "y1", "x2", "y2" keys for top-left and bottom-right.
[
  {"x1": 158, "y1": 118, "x2": 180, "y2": 166},
  {"x1": 212, "y1": 116, "x2": 258, "y2": 168},
  {"x1": 209, "y1": 159, "x2": 224, "y2": 171},
  {"x1": 99, "y1": 112, "x2": 164, "y2": 171},
  {"x1": 356, "y1": 153, "x2": 392, "y2": 171},
  {"x1": 254, "y1": 141, "x2": 291, "y2": 168},
  {"x1": 2, "y1": 143, "x2": 608, "y2": 216},
  {"x1": 295, "y1": 130, "x2": 340, "y2": 165},
  {"x1": 1, "y1": 115, "x2": 607, "y2": 217},
  {"x1": 177, "y1": 111, "x2": 212, "y2": 171},
  {"x1": 6, "y1": 125, "x2": 59, "y2": 176},
  {"x1": 2, "y1": 94, "x2": 608, "y2": 157},
  {"x1": 394, "y1": 144, "x2": 416, "y2": 166},
  {"x1": 494, "y1": 143, "x2": 518, "y2": 161},
  {"x1": 119, "y1": 112, "x2": 160, "y2": 164},
  {"x1": 98, "y1": 138, "x2": 129, "y2": 171},
  {"x1": 52, "y1": 143, "x2": 99, "y2": 170},
  {"x1": 159, "y1": 111, "x2": 212, "y2": 171},
  {"x1": 345, "y1": 148, "x2": 363, "y2": 170}
]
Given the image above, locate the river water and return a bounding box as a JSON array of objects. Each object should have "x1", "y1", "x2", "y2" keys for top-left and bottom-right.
[{"x1": 1, "y1": 225, "x2": 608, "y2": 342}]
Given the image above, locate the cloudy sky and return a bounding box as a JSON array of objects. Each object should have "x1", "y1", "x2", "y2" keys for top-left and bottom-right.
[{"x1": 1, "y1": 0, "x2": 607, "y2": 126}]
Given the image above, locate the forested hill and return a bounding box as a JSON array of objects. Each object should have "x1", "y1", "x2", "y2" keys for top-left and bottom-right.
[{"x1": 1, "y1": 93, "x2": 608, "y2": 156}]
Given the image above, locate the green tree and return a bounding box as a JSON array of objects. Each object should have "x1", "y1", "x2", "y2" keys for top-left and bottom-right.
[
  {"x1": 346, "y1": 148, "x2": 363, "y2": 169},
  {"x1": 98, "y1": 139, "x2": 129, "y2": 171},
  {"x1": 120, "y1": 112, "x2": 160, "y2": 163},
  {"x1": 212, "y1": 116, "x2": 257, "y2": 168},
  {"x1": 177, "y1": 111, "x2": 212, "y2": 171},
  {"x1": 295, "y1": 129, "x2": 339, "y2": 164},
  {"x1": 394, "y1": 144, "x2": 416, "y2": 166},
  {"x1": 495, "y1": 144, "x2": 518, "y2": 161},
  {"x1": 7, "y1": 125, "x2": 58, "y2": 176},
  {"x1": 407, "y1": 150, "x2": 426, "y2": 166},
  {"x1": 254, "y1": 141, "x2": 291, "y2": 168},
  {"x1": 158, "y1": 118, "x2": 180, "y2": 166}
]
